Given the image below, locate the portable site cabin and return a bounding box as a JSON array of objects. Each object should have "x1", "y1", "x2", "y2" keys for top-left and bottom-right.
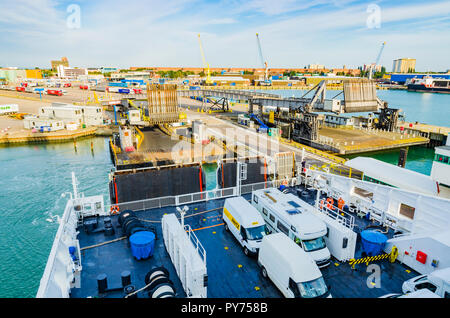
[
  {"x1": 23, "y1": 115, "x2": 64, "y2": 132},
  {"x1": 78, "y1": 105, "x2": 103, "y2": 126},
  {"x1": 0, "y1": 104, "x2": 19, "y2": 115},
  {"x1": 39, "y1": 106, "x2": 83, "y2": 125},
  {"x1": 345, "y1": 157, "x2": 439, "y2": 196},
  {"x1": 39, "y1": 103, "x2": 103, "y2": 126}
]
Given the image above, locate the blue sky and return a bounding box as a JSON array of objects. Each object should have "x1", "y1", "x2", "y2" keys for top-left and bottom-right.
[{"x1": 0, "y1": 0, "x2": 449, "y2": 71}]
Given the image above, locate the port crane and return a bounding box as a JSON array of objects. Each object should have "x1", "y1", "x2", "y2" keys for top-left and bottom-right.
[
  {"x1": 198, "y1": 34, "x2": 212, "y2": 85},
  {"x1": 256, "y1": 33, "x2": 271, "y2": 86},
  {"x1": 368, "y1": 41, "x2": 386, "y2": 80}
]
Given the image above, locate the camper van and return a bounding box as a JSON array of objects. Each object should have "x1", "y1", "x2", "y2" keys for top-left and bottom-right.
[
  {"x1": 258, "y1": 233, "x2": 331, "y2": 298},
  {"x1": 223, "y1": 197, "x2": 269, "y2": 256},
  {"x1": 402, "y1": 267, "x2": 450, "y2": 298},
  {"x1": 252, "y1": 188, "x2": 331, "y2": 267}
]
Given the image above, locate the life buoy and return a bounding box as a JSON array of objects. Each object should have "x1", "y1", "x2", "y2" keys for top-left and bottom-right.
[
  {"x1": 319, "y1": 199, "x2": 325, "y2": 209},
  {"x1": 326, "y1": 197, "x2": 335, "y2": 210},
  {"x1": 281, "y1": 179, "x2": 288, "y2": 186},
  {"x1": 110, "y1": 205, "x2": 120, "y2": 215}
]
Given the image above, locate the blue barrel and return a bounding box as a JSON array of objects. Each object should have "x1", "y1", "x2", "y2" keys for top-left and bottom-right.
[
  {"x1": 360, "y1": 230, "x2": 387, "y2": 256},
  {"x1": 129, "y1": 231, "x2": 155, "y2": 260}
]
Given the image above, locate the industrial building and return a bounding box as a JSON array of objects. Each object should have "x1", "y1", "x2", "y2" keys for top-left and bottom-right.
[
  {"x1": 392, "y1": 58, "x2": 416, "y2": 73},
  {"x1": 308, "y1": 64, "x2": 325, "y2": 70},
  {"x1": 51, "y1": 57, "x2": 69, "y2": 71},
  {"x1": 110, "y1": 71, "x2": 152, "y2": 81},
  {"x1": 0, "y1": 68, "x2": 42, "y2": 82},
  {"x1": 57, "y1": 65, "x2": 88, "y2": 79}
]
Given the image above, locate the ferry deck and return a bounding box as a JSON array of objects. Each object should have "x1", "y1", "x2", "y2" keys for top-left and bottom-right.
[{"x1": 71, "y1": 184, "x2": 419, "y2": 299}]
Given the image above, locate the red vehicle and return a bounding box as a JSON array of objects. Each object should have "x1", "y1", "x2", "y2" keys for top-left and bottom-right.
[
  {"x1": 133, "y1": 88, "x2": 142, "y2": 94},
  {"x1": 47, "y1": 89, "x2": 63, "y2": 96},
  {"x1": 16, "y1": 87, "x2": 25, "y2": 92},
  {"x1": 79, "y1": 85, "x2": 88, "y2": 90},
  {"x1": 21, "y1": 83, "x2": 28, "y2": 87},
  {"x1": 64, "y1": 83, "x2": 72, "y2": 88}
]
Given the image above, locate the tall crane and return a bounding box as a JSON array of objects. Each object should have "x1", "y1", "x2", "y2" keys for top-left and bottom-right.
[
  {"x1": 369, "y1": 41, "x2": 386, "y2": 80},
  {"x1": 197, "y1": 34, "x2": 212, "y2": 85},
  {"x1": 256, "y1": 33, "x2": 270, "y2": 85}
]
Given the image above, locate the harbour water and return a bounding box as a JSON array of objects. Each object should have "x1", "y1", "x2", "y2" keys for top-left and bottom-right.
[
  {"x1": 0, "y1": 138, "x2": 113, "y2": 297},
  {"x1": 0, "y1": 89, "x2": 448, "y2": 297}
]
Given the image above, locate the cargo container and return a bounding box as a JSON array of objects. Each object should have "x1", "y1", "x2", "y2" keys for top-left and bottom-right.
[
  {"x1": 63, "y1": 83, "x2": 72, "y2": 88},
  {"x1": 47, "y1": 89, "x2": 63, "y2": 96},
  {"x1": 0, "y1": 104, "x2": 19, "y2": 114},
  {"x1": 107, "y1": 86, "x2": 120, "y2": 93},
  {"x1": 108, "y1": 82, "x2": 128, "y2": 87}
]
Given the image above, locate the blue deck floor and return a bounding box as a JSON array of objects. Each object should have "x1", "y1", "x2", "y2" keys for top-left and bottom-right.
[{"x1": 72, "y1": 186, "x2": 419, "y2": 298}]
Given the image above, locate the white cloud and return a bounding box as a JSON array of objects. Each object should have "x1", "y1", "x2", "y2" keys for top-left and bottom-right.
[
  {"x1": 0, "y1": 0, "x2": 449, "y2": 71},
  {"x1": 207, "y1": 18, "x2": 237, "y2": 25}
]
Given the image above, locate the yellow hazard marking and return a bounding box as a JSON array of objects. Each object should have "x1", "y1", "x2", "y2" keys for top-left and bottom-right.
[
  {"x1": 370, "y1": 282, "x2": 376, "y2": 286},
  {"x1": 254, "y1": 287, "x2": 260, "y2": 291},
  {"x1": 348, "y1": 252, "x2": 392, "y2": 268},
  {"x1": 224, "y1": 247, "x2": 229, "y2": 250},
  {"x1": 203, "y1": 218, "x2": 206, "y2": 221},
  {"x1": 195, "y1": 208, "x2": 198, "y2": 210},
  {"x1": 212, "y1": 231, "x2": 216, "y2": 234},
  {"x1": 238, "y1": 264, "x2": 242, "y2": 268},
  {"x1": 406, "y1": 270, "x2": 411, "y2": 273},
  {"x1": 334, "y1": 263, "x2": 340, "y2": 267}
]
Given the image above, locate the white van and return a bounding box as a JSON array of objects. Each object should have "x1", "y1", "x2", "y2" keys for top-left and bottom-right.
[
  {"x1": 223, "y1": 197, "x2": 269, "y2": 256},
  {"x1": 252, "y1": 188, "x2": 331, "y2": 267},
  {"x1": 402, "y1": 267, "x2": 450, "y2": 298},
  {"x1": 380, "y1": 289, "x2": 441, "y2": 298},
  {"x1": 258, "y1": 233, "x2": 331, "y2": 298}
]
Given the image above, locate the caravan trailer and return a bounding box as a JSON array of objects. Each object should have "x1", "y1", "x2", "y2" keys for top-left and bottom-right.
[{"x1": 252, "y1": 188, "x2": 331, "y2": 267}]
